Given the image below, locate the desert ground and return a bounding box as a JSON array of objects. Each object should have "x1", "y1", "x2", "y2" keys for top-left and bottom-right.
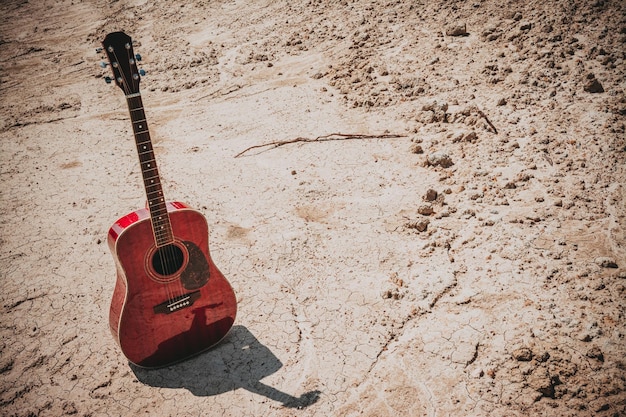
[{"x1": 1, "y1": 0, "x2": 625, "y2": 416}]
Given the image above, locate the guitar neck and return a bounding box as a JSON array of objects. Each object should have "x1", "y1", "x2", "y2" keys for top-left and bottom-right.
[{"x1": 126, "y1": 94, "x2": 174, "y2": 247}]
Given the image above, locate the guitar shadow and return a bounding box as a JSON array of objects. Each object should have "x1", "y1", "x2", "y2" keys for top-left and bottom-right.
[{"x1": 130, "y1": 325, "x2": 320, "y2": 409}]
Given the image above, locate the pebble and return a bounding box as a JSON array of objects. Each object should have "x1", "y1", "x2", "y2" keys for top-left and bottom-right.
[
  {"x1": 421, "y1": 101, "x2": 448, "y2": 113},
  {"x1": 427, "y1": 152, "x2": 454, "y2": 168},
  {"x1": 407, "y1": 219, "x2": 430, "y2": 232},
  {"x1": 595, "y1": 257, "x2": 618, "y2": 268},
  {"x1": 583, "y1": 73, "x2": 604, "y2": 93},
  {"x1": 418, "y1": 204, "x2": 434, "y2": 215},
  {"x1": 512, "y1": 347, "x2": 533, "y2": 361},
  {"x1": 586, "y1": 346, "x2": 604, "y2": 362},
  {"x1": 520, "y1": 22, "x2": 533, "y2": 31},
  {"x1": 528, "y1": 368, "x2": 556, "y2": 398},
  {"x1": 446, "y1": 23, "x2": 468, "y2": 37},
  {"x1": 424, "y1": 188, "x2": 438, "y2": 201}
]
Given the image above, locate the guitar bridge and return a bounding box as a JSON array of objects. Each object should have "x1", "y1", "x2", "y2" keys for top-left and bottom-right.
[{"x1": 153, "y1": 290, "x2": 201, "y2": 315}]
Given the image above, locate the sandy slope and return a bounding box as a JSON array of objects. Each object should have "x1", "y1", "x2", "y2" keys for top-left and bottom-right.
[{"x1": 1, "y1": 0, "x2": 625, "y2": 416}]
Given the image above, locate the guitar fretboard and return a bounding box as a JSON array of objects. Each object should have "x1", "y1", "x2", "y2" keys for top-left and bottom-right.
[{"x1": 127, "y1": 94, "x2": 173, "y2": 247}]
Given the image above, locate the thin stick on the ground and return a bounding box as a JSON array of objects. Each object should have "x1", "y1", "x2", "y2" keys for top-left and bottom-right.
[
  {"x1": 477, "y1": 110, "x2": 498, "y2": 134},
  {"x1": 234, "y1": 132, "x2": 407, "y2": 158}
]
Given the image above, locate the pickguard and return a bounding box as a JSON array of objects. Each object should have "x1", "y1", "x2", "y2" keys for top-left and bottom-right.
[{"x1": 180, "y1": 241, "x2": 210, "y2": 290}]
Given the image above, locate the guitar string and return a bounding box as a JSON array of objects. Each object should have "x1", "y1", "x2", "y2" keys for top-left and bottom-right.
[
  {"x1": 123, "y1": 46, "x2": 176, "y2": 299},
  {"x1": 123, "y1": 41, "x2": 187, "y2": 303},
  {"x1": 112, "y1": 41, "x2": 176, "y2": 305}
]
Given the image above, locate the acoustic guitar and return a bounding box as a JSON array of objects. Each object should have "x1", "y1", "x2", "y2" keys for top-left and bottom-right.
[{"x1": 102, "y1": 31, "x2": 237, "y2": 368}]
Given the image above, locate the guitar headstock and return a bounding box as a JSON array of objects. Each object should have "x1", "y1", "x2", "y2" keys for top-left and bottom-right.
[{"x1": 102, "y1": 32, "x2": 141, "y2": 95}]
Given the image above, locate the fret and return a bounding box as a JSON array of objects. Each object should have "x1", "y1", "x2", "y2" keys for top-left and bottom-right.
[
  {"x1": 134, "y1": 132, "x2": 150, "y2": 141},
  {"x1": 137, "y1": 145, "x2": 153, "y2": 155},
  {"x1": 148, "y1": 197, "x2": 165, "y2": 205},
  {"x1": 145, "y1": 183, "x2": 162, "y2": 191},
  {"x1": 153, "y1": 221, "x2": 170, "y2": 232},
  {"x1": 147, "y1": 191, "x2": 164, "y2": 199},
  {"x1": 153, "y1": 223, "x2": 170, "y2": 232},
  {"x1": 154, "y1": 224, "x2": 173, "y2": 234},
  {"x1": 141, "y1": 167, "x2": 158, "y2": 175},
  {"x1": 154, "y1": 226, "x2": 172, "y2": 235},
  {"x1": 149, "y1": 206, "x2": 168, "y2": 215}
]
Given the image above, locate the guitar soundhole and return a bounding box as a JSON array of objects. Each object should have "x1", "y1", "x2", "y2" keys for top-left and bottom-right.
[{"x1": 152, "y1": 244, "x2": 184, "y2": 276}]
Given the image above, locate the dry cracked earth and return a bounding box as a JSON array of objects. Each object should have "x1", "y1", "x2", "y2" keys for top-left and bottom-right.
[{"x1": 1, "y1": 0, "x2": 625, "y2": 416}]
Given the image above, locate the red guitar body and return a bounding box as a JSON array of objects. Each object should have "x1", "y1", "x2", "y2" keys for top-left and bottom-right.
[{"x1": 108, "y1": 202, "x2": 237, "y2": 368}]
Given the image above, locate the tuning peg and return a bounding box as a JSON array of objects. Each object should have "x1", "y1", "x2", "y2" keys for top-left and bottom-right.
[
  {"x1": 139, "y1": 69, "x2": 146, "y2": 76},
  {"x1": 100, "y1": 61, "x2": 108, "y2": 68},
  {"x1": 135, "y1": 53, "x2": 142, "y2": 61},
  {"x1": 104, "y1": 76, "x2": 112, "y2": 84}
]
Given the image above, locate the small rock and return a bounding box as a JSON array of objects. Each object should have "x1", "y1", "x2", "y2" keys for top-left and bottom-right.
[
  {"x1": 528, "y1": 368, "x2": 557, "y2": 399},
  {"x1": 427, "y1": 152, "x2": 454, "y2": 168},
  {"x1": 595, "y1": 257, "x2": 618, "y2": 268},
  {"x1": 520, "y1": 22, "x2": 533, "y2": 31},
  {"x1": 418, "y1": 204, "x2": 434, "y2": 215},
  {"x1": 407, "y1": 219, "x2": 430, "y2": 232},
  {"x1": 583, "y1": 74, "x2": 604, "y2": 93},
  {"x1": 382, "y1": 288, "x2": 404, "y2": 300},
  {"x1": 424, "y1": 189, "x2": 438, "y2": 201},
  {"x1": 586, "y1": 346, "x2": 604, "y2": 362},
  {"x1": 595, "y1": 404, "x2": 610, "y2": 412},
  {"x1": 446, "y1": 23, "x2": 468, "y2": 37},
  {"x1": 464, "y1": 131, "x2": 478, "y2": 143},
  {"x1": 512, "y1": 347, "x2": 533, "y2": 361},
  {"x1": 410, "y1": 143, "x2": 424, "y2": 154},
  {"x1": 422, "y1": 101, "x2": 448, "y2": 113}
]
